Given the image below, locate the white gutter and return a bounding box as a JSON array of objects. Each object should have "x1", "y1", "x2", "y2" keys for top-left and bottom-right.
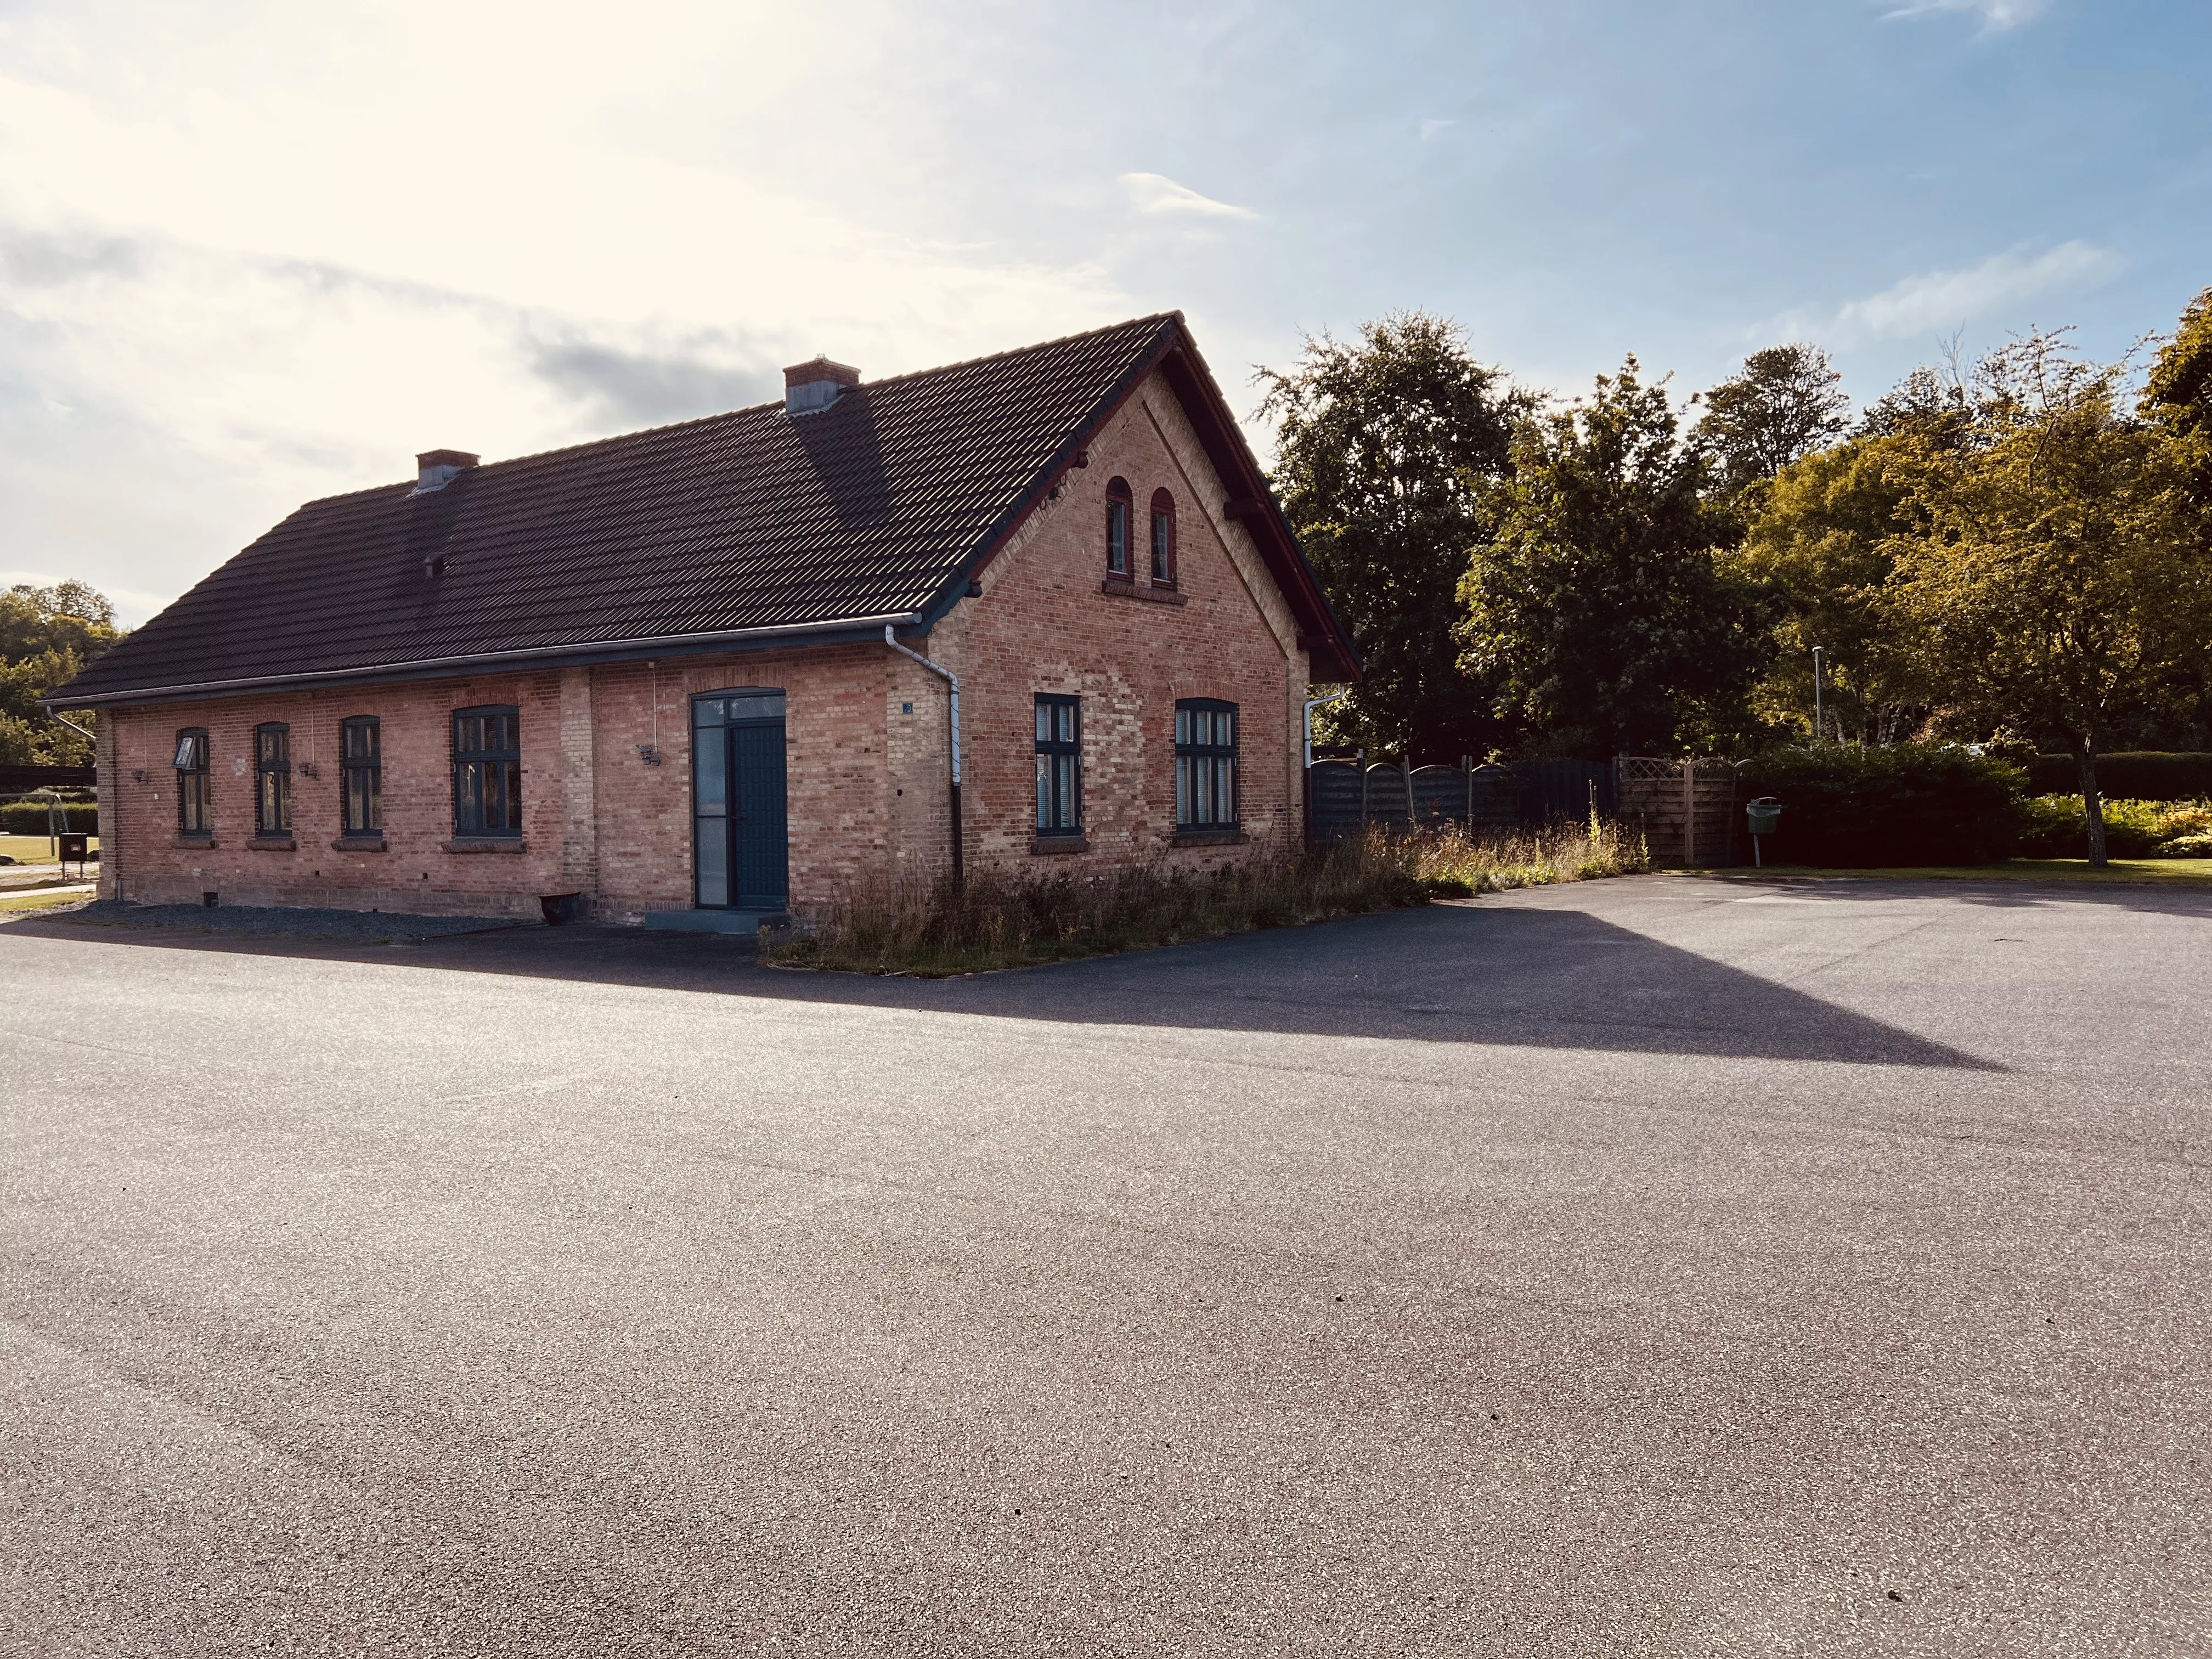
[{"x1": 883, "y1": 625, "x2": 963, "y2": 885}]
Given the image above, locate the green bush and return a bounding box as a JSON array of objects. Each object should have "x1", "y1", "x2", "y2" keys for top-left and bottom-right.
[
  {"x1": 2025, "y1": 752, "x2": 2212, "y2": 799},
  {"x1": 1740, "y1": 744, "x2": 2023, "y2": 867},
  {"x1": 0, "y1": 802, "x2": 97, "y2": 835},
  {"x1": 2018, "y1": 795, "x2": 2212, "y2": 859}
]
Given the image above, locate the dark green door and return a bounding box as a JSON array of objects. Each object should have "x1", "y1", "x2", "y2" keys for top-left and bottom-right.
[{"x1": 693, "y1": 690, "x2": 788, "y2": 910}]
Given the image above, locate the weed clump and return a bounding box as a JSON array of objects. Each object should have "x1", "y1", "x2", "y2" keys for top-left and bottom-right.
[{"x1": 769, "y1": 819, "x2": 1649, "y2": 975}]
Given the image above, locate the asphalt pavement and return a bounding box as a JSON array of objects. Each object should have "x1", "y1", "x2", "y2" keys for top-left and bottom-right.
[{"x1": 3, "y1": 874, "x2": 2208, "y2": 1656}]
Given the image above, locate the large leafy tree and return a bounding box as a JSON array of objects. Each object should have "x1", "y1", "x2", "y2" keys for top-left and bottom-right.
[
  {"x1": 1258, "y1": 312, "x2": 1524, "y2": 760},
  {"x1": 1694, "y1": 343, "x2": 1850, "y2": 497},
  {"x1": 2141, "y1": 286, "x2": 2212, "y2": 746},
  {"x1": 1884, "y1": 332, "x2": 2212, "y2": 865},
  {"x1": 1459, "y1": 358, "x2": 1770, "y2": 757},
  {"x1": 0, "y1": 580, "x2": 122, "y2": 767},
  {"x1": 1729, "y1": 435, "x2": 1928, "y2": 743}
]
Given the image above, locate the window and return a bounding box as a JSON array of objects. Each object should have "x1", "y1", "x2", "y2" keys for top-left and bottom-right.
[
  {"x1": 1034, "y1": 694, "x2": 1081, "y2": 836},
  {"x1": 341, "y1": 716, "x2": 381, "y2": 836},
  {"x1": 1105, "y1": 477, "x2": 1133, "y2": 577},
  {"x1": 254, "y1": 723, "x2": 291, "y2": 836},
  {"x1": 1149, "y1": 488, "x2": 1176, "y2": 586},
  {"x1": 174, "y1": 729, "x2": 211, "y2": 837},
  {"x1": 453, "y1": 706, "x2": 521, "y2": 836},
  {"x1": 1175, "y1": 699, "x2": 1237, "y2": 831}
]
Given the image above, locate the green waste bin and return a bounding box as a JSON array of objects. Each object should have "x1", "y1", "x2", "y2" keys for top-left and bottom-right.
[{"x1": 1746, "y1": 796, "x2": 1781, "y2": 865}]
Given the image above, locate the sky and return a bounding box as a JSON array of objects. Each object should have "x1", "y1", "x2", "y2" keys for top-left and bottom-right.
[{"x1": 2, "y1": 0, "x2": 2207, "y2": 624}]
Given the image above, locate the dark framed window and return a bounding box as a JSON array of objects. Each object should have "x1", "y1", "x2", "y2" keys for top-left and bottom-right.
[
  {"x1": 1034, "y1": 693, "x2": 1081, "y2": 835},
  {"x1": 341, "y1": 716, "x2": 382, "y2": 836},
  {"x1": 453, "y1": 706, "x2": 521, "y2": 836},
  {"x1": 1105, "y1": 476, "x2": 1133, "y2": 577},
  {"x1": 254, "y1": 723, "x2": 291, "y2": 836},
  {"x1": 1175, "y1": 699, "x2": 1237, "y2": 831},
  {"x1": 1149, "y1": 488, "x2": 1176, "y2": 586},
  {"x1": 174, "y1": 728, "x2": 211, "y2": 836}
]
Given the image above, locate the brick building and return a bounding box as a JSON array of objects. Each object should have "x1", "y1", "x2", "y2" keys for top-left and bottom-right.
[{"x1": 52, "y1": 314, "x2": 1358, "y2": 927}]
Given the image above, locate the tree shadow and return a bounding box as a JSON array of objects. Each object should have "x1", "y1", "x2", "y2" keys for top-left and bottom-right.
[{"x1": 9, "y1": 898, "x2": 1997, "y2": 1070}]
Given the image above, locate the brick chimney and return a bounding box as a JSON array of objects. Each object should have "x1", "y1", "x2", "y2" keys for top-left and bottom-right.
[
  {"x1": 783, "y1": 356, "x2": 860, "y2": 417},
  {"x1": 411, "y1": 449, "x2": 479, "y2": 495}
]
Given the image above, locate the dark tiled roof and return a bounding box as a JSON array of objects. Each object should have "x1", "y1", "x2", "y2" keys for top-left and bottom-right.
[{"x1": 58, "y1": 313, "x2": 1357, "y2": 703}]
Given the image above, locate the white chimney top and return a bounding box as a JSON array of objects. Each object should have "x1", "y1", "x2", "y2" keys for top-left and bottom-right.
[
  {"x1": 411, "y1": 449, "x2": 479, "y2": 494},
  {"x1": 783, "y1": 357, "x2": 860, "y2": 416}
]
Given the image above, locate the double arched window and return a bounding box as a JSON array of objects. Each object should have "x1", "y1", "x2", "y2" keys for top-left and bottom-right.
[{"x1": 1105, "y1": 479, "x2": 1178, "y2": 587}]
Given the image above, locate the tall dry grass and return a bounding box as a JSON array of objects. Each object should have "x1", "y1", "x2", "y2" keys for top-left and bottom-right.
[{"x1": 768, "y1": 816, "x2": 1649, "y2": 976}]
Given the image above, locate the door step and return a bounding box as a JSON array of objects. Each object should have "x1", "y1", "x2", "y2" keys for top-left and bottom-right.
[{"x1": 643, "y1": 909, "x2": 788, "y2": 935}]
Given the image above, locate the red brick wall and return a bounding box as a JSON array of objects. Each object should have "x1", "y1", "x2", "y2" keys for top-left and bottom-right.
[
  {"x1": 97, "y1": 367, "x2": 1314, "y2": 920},
  {"x1": 928, "y1": 371, "x2": 1311, "y2": 874}
]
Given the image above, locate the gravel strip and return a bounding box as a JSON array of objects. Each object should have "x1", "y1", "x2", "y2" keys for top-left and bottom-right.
[{"x1": 34, "y1": 899, "x2": 529, "y2": 941}]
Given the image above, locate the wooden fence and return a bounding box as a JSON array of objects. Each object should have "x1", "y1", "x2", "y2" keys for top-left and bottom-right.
[{"x1": 1616, "y1": 757, "x2": 1743, "y2": 866}]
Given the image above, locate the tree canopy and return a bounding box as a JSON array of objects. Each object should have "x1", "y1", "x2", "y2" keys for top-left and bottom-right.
[
  {"x1": 1257, "y1": 312, "x2": 1523, "y2": 760},
  {"x1": 1881, "y1": 333, "x2": 2212, "y2": 863},
  {"x1": 1694, "y1": 343, "x2": 1850, "y2": 496},
  {"x1": 0, "y1": 580, "x2": 122, "y2": 768},
  {"x1": 1458, "y1": 358, "x2": 1769, "y2": 757}
]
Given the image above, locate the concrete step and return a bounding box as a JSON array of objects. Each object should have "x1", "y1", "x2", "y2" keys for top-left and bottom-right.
[{"x1": 642, "y1": 909, "x2": 786, "y2": 936}]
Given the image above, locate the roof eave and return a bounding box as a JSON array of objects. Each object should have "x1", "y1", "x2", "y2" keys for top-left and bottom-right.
[{"x1": 42, "y1": 610, "x2": 922, "y2": 709}]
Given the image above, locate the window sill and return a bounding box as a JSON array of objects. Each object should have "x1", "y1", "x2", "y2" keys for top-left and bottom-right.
[
  {"x1": 331, "y1": 836, "x2": 386, "y2": 852},
  {"x1": 443, "y1": 838, "x2": 528, "y2": 854},
  {"x1": 1032, "y1": 834, "x2": 1090, "y2": 855},
  {"x1": 1172, "y1": 828, "x2": 1246, "y2": 847},
  {"x1": 1099, "y1": 578, "x2": 1187, "y2": 607},
  {"x1": 247, "y1": 836, "x2": 296, "y2": 851},
  {"x1": 173, "y1": 835, "x2": 216, "y2": 849}
]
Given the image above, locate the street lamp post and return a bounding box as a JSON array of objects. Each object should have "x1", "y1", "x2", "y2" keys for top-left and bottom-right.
[{"x1": 1812, "y1": 646, "x2": 1825, "y2": 743}]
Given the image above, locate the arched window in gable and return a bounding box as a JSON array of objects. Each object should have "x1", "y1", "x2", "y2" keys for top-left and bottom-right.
[
  {"x1": 1149, "y1": 488, "x2": 1176, "y2": 587},
  {"x1": 1105, "y1": 477, "x2": 1133, "y2": 577}
]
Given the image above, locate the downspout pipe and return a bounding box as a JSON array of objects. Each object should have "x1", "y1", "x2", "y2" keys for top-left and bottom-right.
[
  {"x1": 46, "y1": 710, "x2": 108, "y2": 899},
  {"x1": 884, "y1": 626, "x2": 963, "y2": 887},
  {"x1": 1304, "y1": 690, "x2": 1348, "y2": 770}
]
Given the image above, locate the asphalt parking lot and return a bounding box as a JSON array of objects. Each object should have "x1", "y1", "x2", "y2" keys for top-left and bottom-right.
[{"x1": 3, "y1": 874, "x2": 2208, "y2": 1657}]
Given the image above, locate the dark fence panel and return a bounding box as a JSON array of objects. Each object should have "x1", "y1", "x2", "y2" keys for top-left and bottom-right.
[
  {"x1": 1307, "y1": 760, "x2": 1364, "y2": 839},
  {"x1": 1511, "y1": 759, "x2": 1617, "y2": 823},
  {"x1": 1306, "y1": 758, "x2": 1618, "y2": 840}
]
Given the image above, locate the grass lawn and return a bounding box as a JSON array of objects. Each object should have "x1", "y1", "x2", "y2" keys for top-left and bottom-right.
[
  {"x1": 0, "y1": 834, "x2": 97, "y2": 865},
  {"x1": 0, "y1": 887, "x2": 92, "y2": 913},
  {"x1": 1684, "y1": 857, "x2": 2212, "y2": 887}
]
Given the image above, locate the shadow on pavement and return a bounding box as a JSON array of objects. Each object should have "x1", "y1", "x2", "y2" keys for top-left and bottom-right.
[
  {"x1": 1683, "y1": 870, "x2": 2212, "y2": 918},
  {"x1": 9, "y1": 893, "x2": 2000, "y2": 1070}
]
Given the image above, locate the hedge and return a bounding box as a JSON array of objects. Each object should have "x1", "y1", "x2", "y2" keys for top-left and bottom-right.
[
  {"x1": 0, "y1": 802, "x2": 97, "y2": 835},
  {"x1": 1740, "y1": 744, "x2": 2023, "y2": 867},
  {"x1": 2025, "y1": 752, "x2": 2212, "y2": 800},
  {"x1": 2018, "y1": 796, "x2": 2212, "y2": 859}
]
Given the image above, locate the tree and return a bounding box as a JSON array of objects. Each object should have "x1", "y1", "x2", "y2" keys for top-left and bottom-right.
[
  {"x1": 0, "y1": 581, "x2": 123, "y2": 767},
  {"x1": 1258, "y1": 313, "x2": 1525, "y2": 760},
  {"x1": 1694, "y1": 343, "x2": 1850, "y2": 496},
  {"x1": 1458, "y1": 358, "x2": 1771, "y2": 757},
  {"x1": 1884, "y1": 332, "x2": 2212, "y2": 865},
  {"x1": 1729, "y1": 434, "x2": 1928, "y2": 744},
  {"x1": 2141, "y1": 286, "x2": 2212, "y2": 746}
]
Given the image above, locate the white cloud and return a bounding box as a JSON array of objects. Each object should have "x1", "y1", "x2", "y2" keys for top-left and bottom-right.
[
  {"x1": 1879, "y1": 0, "x2": 2053, "y2": 32},
  {"x1": 1419, "y1": 119, "x2": 1458, "y2": 142},
  {"x1": 0, "y1": 0, "x2": 1133, "y2": 621},
  {"x1": 1791, "y1": 241, "x2": 2121, "y2": 343},
  {"x1": 1118, "y1": 172, "x2": 1259, "y2": 221}
]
